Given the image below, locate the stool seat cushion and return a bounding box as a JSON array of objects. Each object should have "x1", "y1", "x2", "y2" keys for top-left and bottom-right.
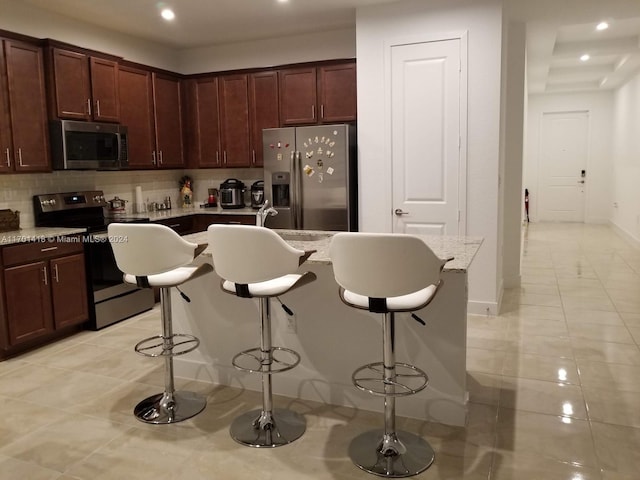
[
  {"x1": 124, "y1": 263, "x2": 213, "y2": 288},
  {"x1": 342, "y1": 284, "x2": 438, "y2": 312},
  {"x1": 222, "y1": 273, "x2": 314, "y2": 298}
]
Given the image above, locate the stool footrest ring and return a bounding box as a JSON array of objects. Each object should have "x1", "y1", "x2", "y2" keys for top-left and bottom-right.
[
  {"x1": 134, "y1": 334, "x2": 200, "y2": 358},
  {"x1": 232, "y1": 346, "x2": 301, "y2": 374},
  {"x1": 352, "y1": 362, "x2": 428, "y2": 397}
]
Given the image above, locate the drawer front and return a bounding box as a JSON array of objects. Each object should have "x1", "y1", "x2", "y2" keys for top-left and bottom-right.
[
  {"x1": 2, "y1": 238, "x2": 84, "y2": 266},
  {"x1": 153, "y1": 216, "x2": 195, "y2": 235}
]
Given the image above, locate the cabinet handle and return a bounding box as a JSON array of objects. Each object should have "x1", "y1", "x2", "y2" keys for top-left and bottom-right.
[
  {"x1": 252, "y1": 150, "x2": 256, "y2": 165},
  {"x1": 159, "y1": 151, "x2": 163, "y2": 164},
  {"x1": 40, "y1": 246, "x2": 58, "y2": 252},
  {"x1": 321, "y1": 104, "x2": 324, "y2": 119},
  {"x1": 152, "y1": 151, "x2": 156, "y2": 165},
  {"x1": 216, "y1": 151, "x2": 219, "y2": 165},
  {"x1": 5, "y1": 148, "x2": 10, "y2": 167},
  {"x1": 223, "y1": 151, "x2": 227, "y2": 165},
  {"x1": 95, "y1": 99, "x2": 101, "y2": 117},
  {"x1": 311, "y1": 104, "x2": 315, "y2": 119},
  {"x1": 87, "y1": 98, "x2": 92, "y2": 116},
  {"x1": 42, "y1": 266, "x2": 48, "y2": 286},
  {"x1": 169, "y1": 224, "x2": 181, "y2": 228},
  {"x1": 18, "y1": 148, "x2": 23, "y2": 167},
  {"x1": 53, "y1": 264, "x2": 59, "y2": 283}
]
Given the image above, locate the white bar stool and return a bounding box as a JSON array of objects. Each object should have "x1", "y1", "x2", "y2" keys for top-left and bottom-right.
[
  {"x1": 207, "y1": 224, "x2": 316, "y2": 448},
  {"x1": 108, "y1": 223, "x2": 213, "y2": 424},
  {"x1": 329, "y1": 232, "x2": 451, "y2": 478}
]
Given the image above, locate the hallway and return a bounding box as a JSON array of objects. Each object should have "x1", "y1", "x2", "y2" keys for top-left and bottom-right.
[{"x1": 0, "y1": 223, "x2": 638, "y2": 479}]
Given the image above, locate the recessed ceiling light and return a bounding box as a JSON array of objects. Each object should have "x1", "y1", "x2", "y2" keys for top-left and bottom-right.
[
  {"x1": 580, "y1": 54, "x2": 590, "y2": 62},
  {"x1": 278, "y1": 0, "x2": 289, "y2": 3},
  {"x1": 596, "y1": 22, "x2": 609, "y2": 31},
  {"x1": 161, "y1": 8, "x2": 175, "y2": 21}
]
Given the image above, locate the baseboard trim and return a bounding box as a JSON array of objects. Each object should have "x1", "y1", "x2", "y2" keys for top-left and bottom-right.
[
  {"x1": 467, "y1": 300, "x2": 499, "y2": 316},
  {"x1": 610, "y1": 221, "x2": 640, "y2": 249}
]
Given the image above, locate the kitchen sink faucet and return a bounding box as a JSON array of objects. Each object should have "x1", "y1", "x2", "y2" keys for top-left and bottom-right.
[{"x1": 256, "y1": 200, "x2": 278, "y2": 227}]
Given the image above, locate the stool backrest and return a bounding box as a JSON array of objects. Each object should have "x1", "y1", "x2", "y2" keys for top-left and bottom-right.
[
  {"x1": 108, "y1": 223, "x2": 198, "y2": 276},
  {"x1": 329, "y1": 232, "x2": 443, "y2": 298},
  {"x1": 208, "y1": 225, "x2": 304, "y2": 284}
]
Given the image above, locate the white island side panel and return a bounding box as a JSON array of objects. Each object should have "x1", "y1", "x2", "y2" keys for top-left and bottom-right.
[{"x1": 171, "y1": 253, "x2": 471, "y2": 426}]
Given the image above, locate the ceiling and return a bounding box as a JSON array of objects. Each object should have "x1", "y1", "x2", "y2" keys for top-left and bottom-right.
[
  {"x1": 527, "y1": 17, "x2": 640, "y2": 94},
  {"x1": 16, "y1": 0, "x2": 640, "y2": 95}
]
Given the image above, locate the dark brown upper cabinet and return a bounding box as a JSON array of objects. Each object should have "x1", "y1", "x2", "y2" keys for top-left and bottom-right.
[
  {"x1": 118, "y1": 65, "x2": 156, "y2": 168},
  {"x1": 279, "y1": 61, "x2": 356, "y2": 126},
  {"x1": 0, "y1": 39, "x2": 50, "y2": 173},
  {"x1": 318, "y1": 62, "x2": 357, "y2": 123},
  {"x1": 117, "y1": 66, "x2": 184, "y2": 169},
  {"x1": 152, "y1": 72, "x2": 185, "y2": 168},
  {"x1": 249, "y1": 71, "x2": 279, "y2": 167},
  {"x1": 279, "y1": 67, "x2": 317, "y2": 125},
  {"x1": 184, "y1": 77, "x2": 221, "y2": 168},
  {"x1": 218, "y1": 74, "x2": 251, "y2": 168},
  {"x1": 47, "y1": 47, "x2": 120, "y2": 123}
]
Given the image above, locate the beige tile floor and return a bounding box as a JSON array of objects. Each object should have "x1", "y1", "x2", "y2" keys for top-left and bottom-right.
[{"x1": 1, "y1": 222, "x2": 640, "y2": 479}]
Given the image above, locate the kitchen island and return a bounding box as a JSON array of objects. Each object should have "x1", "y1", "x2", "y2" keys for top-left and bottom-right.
[{"x1": 171, "y1": 229, "x2": 482, "y2": 426}]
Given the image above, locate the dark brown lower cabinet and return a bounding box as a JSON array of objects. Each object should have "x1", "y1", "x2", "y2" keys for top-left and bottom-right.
[
  {"x1": 0, "y1": 239, "x2": 88, "y2": 358},
  {"x1": 3, "y1": 261, "x2": 54, "y2": 345}
]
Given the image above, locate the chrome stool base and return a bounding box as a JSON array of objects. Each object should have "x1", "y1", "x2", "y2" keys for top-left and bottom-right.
[
  {"x1": 134, "y1": 390, "x2": 207, "y2": 424},
  {"x1": 349, "y1": 429, "x2": 435, "y2": 478},
  {"x1": 230, "y1": 408, "x2": 306, "y2": 448}
]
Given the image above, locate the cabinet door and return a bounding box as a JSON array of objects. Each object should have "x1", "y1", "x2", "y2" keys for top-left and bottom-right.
[
  {"x1": 153, "y1": 73, "x2": 185, "y2": 168},
  {"x1": 318, "y1": 62, "x2": 357, "y2": 123},
  {"x1": 279, "y1": 67, "x2": 317, "y2": 125},
  {"x1": 185, "y1": 77, "x2": 221, "y2": 168},
  {"x1": 50, "y1": 254, "x2": 88, "y2": 329},
  {"x1": 0, "y1": 43, "x2": 12, "y2": 173},
  {"x1": 5, "y1": 40, "x2": 50, "y2": 172},
  {"x1": 249, "y1": 71, "x2": 279, "y2": 167},
  {"x1": 90, "y1": 57, "x2": 120, "y2": 123},
  {"x1": 218, "y1": 74, "x2": 250, "y2": 167},
  {"x1": 4, "y1": 261, "x2": 54, "y2": 346},
  {"x1": 118, "y1": 65, "x2": 156, "y2": 168},
  {"x1": 49, "y1": 48, "x2": 91, "y2": 121}
]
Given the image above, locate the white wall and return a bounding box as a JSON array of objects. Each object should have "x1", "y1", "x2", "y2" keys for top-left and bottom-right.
[
  {"x1": 178, "y1": 28, "x2": 356, "y2": 74},
  {"x1": 525, "y1": 92, "x2": 613, "y2": 223},
  {"x1": 611, "y1": 72, "x2": 640, "y2": 245},
  {"x1": 356, "y1": 0, "x2": 504, "y2": 313},
  {"x1": 0, "y1": 0, "x2": 180, "y2": 71},
  {"x1": 501, "y1": 21, "x2": 526, "y2": 291}
]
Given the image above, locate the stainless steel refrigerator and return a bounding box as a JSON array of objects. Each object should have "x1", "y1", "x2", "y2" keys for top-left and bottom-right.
[{"x1": 263, "y1": 124, "x2": 357, "y2": 231}]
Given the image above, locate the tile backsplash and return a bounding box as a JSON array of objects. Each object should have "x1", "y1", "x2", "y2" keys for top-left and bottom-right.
[{"x1": 0, "y1": 168, "x2": 262, "y2": 228}]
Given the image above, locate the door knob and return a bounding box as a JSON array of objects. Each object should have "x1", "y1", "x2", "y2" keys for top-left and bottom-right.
[{"x1": 394, "y1": 209, "x2": 409, "y2": 216}]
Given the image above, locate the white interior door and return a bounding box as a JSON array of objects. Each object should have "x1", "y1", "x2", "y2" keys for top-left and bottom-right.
[
  {"x1": 391, "y1": 38, "x2": 462, "y2": 235},
  {"x1": 538, "y1": 111, "x2": 588, "y2": 222}
]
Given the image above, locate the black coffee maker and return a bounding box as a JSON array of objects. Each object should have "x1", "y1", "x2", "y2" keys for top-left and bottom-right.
[{"x1": 250, "y1": 180, "x2": 264, "y2": 209}]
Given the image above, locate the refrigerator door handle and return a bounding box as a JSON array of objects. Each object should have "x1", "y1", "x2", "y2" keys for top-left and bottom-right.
[
  {"x1": 295, "y1": 151, "x2": 303, "y2": 229},
  {"x1": 290, "y1": 150, "x2": 298, "y2": 229}
]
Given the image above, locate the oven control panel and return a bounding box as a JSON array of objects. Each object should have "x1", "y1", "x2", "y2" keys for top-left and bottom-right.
[{"x1": 34, "y1": 190, "x2": 107, "y2": 213}]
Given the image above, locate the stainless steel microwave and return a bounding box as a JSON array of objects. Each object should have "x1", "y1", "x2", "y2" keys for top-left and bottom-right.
[{"x1": 50, "y1": 120, "x2": 128, "y2": 170}]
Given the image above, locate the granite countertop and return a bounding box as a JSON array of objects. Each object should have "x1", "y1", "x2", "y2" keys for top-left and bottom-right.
[
  {"x1": 0, "y1": 208, "x2": 256, "y2": 246},
  {"x1": 109, "y1": 206, "x2": 257, "y2": 222},
  {"x1": 184, "y1": 229, "x2": 483, "y2": 273},
  {"x1": 0, "y1": 227, "x2": 87, "y2": 246}
]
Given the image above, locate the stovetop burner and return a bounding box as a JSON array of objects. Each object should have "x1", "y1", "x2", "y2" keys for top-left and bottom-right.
[{"x1": 33, "y1": 190, "x2": 149, "y2": 231}]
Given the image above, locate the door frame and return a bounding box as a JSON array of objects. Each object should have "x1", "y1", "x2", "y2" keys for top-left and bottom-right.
[
  {"x1": 383, "y1": 31, "x2": 468, "y2": 234},
  {"x1": 536, "y1": 110, "x2": 590, "y2": 223}
]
